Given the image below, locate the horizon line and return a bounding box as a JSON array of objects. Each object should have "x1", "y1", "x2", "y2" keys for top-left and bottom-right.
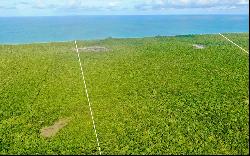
[{"x1": 0, "y1": 13, "x2": 249, "y2": 18}]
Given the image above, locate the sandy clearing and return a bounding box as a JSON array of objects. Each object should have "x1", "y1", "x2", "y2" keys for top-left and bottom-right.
[{"x1": 41, "y1": 118, "x2": 70, "y2": 138}]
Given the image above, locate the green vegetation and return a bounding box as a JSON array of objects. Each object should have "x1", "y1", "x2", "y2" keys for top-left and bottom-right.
[{"x1": 0, "y1": 33, "x2": 249, "y2": 155}]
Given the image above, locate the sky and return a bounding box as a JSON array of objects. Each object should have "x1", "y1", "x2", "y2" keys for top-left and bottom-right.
[{"x1": 0, "y1": 0, "x2": 249, "y2": 16}]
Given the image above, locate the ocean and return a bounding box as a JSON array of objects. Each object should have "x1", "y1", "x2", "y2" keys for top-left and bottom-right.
[{"x1": 0, "y1": 15, "x2": 249, "y2": 44}]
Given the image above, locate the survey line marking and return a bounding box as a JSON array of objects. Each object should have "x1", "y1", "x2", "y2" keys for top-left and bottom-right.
[
  {"x1": 219, "y1": 33, "x2": 249, "y2": 54},
  {"x1": 74, "y1": 40, "x2": 102, "y2": 155}
]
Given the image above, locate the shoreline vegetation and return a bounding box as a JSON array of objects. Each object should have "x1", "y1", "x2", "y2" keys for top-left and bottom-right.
[{"x1": 0, "y1": 33, "x2": 249, "y2": 154}]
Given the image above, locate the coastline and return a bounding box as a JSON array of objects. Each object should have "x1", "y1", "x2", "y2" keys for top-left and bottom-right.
[{"x1": 0, "y1": 32, "x2": 249, "y2": 46}]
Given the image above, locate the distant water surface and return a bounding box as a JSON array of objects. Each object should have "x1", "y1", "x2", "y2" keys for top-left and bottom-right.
[{"x1": 0, "y1": 15, "x2": 249, "y2": 44}]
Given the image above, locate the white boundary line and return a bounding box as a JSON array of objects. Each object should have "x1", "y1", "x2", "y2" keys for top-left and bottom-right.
[
  {"x1": 219, "y1": 33, "x2": 249, "y2": 54},
  {"x1": 74, "y1": 40, "x2": 102, "y2": 155}
]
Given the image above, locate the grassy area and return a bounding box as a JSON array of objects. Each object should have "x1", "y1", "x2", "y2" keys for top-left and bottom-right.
[{"x1": 0, "y1": 33, "x2": 249, "y2": 154}]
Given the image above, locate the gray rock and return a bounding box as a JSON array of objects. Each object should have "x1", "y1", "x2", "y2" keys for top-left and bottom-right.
[
  {"x1": 193, "y1": 44, "x2": 205, "y2": 49},
  {"x1": 78, "y1": 46, "x2": 110, "y2": 52}
]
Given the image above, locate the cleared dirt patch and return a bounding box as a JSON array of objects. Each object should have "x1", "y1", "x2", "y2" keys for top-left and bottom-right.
[
  {"x1": 41, "y1": 118, "x2": 69, "y2": 138},
  {"x1": 75, "y1": 46, "x2": 110, "y2": 52},
  {"x1": 193, "y1": 44, "x2": 205, "y2": 49}
]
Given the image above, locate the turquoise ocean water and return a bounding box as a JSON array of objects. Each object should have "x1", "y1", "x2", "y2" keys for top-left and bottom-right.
[{"x1": 0, "y1": 15, "x2": 249, "y2": 44}]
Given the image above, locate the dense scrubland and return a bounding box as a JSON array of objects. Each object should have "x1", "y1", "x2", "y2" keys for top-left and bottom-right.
[{"x1": 0, "y1": 33, "x2": 249, "y2": 154}]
